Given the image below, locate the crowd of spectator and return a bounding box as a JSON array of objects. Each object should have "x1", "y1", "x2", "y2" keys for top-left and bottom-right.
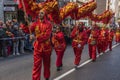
[{"x1": 0, "y1": 19, "x2": 33, "y2": 57}]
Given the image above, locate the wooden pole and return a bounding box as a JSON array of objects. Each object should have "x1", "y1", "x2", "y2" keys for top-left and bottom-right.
[
  {"x1": 107, "y1": 0, "x2": 110, "y2": 26},
  {"x1": 21, "y1": 0, "x2": 32, "y2": 34},
  {"x1": 107, "y1": 0, "x2": 110, "y2": 10}
]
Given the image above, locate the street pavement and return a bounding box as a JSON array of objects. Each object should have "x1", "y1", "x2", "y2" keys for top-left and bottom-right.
[
  {"x1": 0, "y1": 42, "x2": 119, "y2": 80},
  {"x1": 61, "y1": 44, "x2": 120, "y2": 80}
]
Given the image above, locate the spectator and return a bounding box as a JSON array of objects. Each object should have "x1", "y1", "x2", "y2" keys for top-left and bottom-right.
[
  {"x1": 19, "y1": 21, "x2": 33, "y2": 51},
  {"x1": 12, "y1": 19, "x2": 19, "y2": 27},
  {"x1": 6, "y1": 20, "x2": 14, "y2": 55},
  {"x1": 0, "y1": 21, "x2": 8, "y2": 57},
  {"x1": 12, "y1": 25, "x2": 20, "y2": 55},
  {"x1": 19, "y1": 27, "x2": 25, "y2": 54}
]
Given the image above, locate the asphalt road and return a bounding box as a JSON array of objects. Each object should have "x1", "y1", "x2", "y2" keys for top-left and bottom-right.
[
  {"x1": 0, "y1": 42, "x2": 119, "y2": 80},
  {"x1": 61, "y1": 44, "x2": 120, "y2": 80}
]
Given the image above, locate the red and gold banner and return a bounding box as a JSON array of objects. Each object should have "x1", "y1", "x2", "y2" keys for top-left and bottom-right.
[
  {"x1": 15, "y1": 0, "x2": 113, "y2": 24},
  {"x1": 89, "y1": 10, "x2": 114, "y2": 24},
  {"x1": 60, "y1": 2, "x2": 78, "y2": 20},
  {"x1": 70, "y1": 1, "x2": 97, "y2": 20},
  {"x1": 46, "y1": 0, "x2": 53, "y2": 1},
  {"x1": 49, "y1": 2, "x2": 78, "y2": 24}
]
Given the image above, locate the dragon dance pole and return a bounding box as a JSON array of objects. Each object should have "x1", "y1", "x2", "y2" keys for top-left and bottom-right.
[
  {"x1": 21, "y1": 0, "x2": 32, "y2": 34},
  {"x1": 107, "y1": 0, "x2": 110, "y2": 26},
  {"x1": 74, "y1": 0, "x2": 77, "y2": 25}
]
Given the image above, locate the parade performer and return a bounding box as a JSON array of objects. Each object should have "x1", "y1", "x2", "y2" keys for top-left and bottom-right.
[
  {"x1": 70, "y1": 22, "x2": 87, "y2": 68},
  {"x1": 104, "y1": 27, "x2": 109, "y2": 51},
  {"x1": 19, "y1": 0, "x2": 77, "y2": 79},
  {"x1": 88, "y1": 26, "x2": 98, "y2": 61},
  {"x1": 97, "y1": 27, "x2": 102, "y2": 54},
  {"x1": 28, "y1": 9, "x2": 52, "y2": 80},
  {"x1": 52, "y1": 26, "x2": 66, "y2": 71},
  {"x1": 108, "y1": 28, "x2": 114, "y2": 51},
  {"x1": 98, "y1": 27, "x2": 106, "y2": 53},
  {"x1": 115, "y1": 28, "x2": 120, "y2": 43}
]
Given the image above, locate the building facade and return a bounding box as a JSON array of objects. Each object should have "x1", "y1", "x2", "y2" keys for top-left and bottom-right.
[
  {"x1": 110, "y1": 0, "x2": 120, "y2": 21},
  {"x1": 95, "y1": 0, "x2": 107, "y2": 14},
  {"x1": 0, "y1": 0, "x2": 4, "y2": 21},
  {"x1": 0, "y1": 0, "x2": 18, "y2": 22},
  {"x1": 4, "y1": 0, "x2": 18, "y2": 22},
  {"x1": 0, "y1": 0, "x2": 118, "y2": 23}
]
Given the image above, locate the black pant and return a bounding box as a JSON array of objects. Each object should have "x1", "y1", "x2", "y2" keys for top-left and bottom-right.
[
  {"x1": 65, "y1": 36, "x2": 72, "y2": 45},
  {"x1": 0, "y1": 40, "x2": 7, "y2": 57}
]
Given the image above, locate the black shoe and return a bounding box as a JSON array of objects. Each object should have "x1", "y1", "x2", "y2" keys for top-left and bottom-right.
[
  {"x1": 92, "y1": 59, "x2": 96, "y2": 62},
  {"x1": 74, "y1": 65, "x2": 78, "y2": 70},
  {"x1": 46, "y1": 78, "x2": 49, "y2": 80},
  {"x1": 57, "y1": 68, "x2": 60, "y2": 71},
  {"x1": 57, "y1": 67, "x2": 62, "y2": 71},
  {"x1": 89, "y1": 57, "x2": 92, "y2": 59},
  {"x1": 57, "y1": 64, "x2": 63, "y2": 71},
  {"x1": 60, "y1": 64, "x2": 63, "y2": 67},
  {"x1": 0, "y1": 54, "x2": 2, "y2": 57}
]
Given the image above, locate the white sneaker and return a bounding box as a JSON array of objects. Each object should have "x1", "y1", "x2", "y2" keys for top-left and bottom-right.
[
  {"x1": 16, "y1": 53, "x2": 20, "y2": 55},
  {"x1": 13, "y1": 53, "x2": 15, "y2": 55}
]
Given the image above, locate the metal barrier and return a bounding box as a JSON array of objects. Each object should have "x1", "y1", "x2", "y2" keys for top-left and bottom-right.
[{"x1": 0, "y1": 37, "x2": 26, "y2": 40}]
